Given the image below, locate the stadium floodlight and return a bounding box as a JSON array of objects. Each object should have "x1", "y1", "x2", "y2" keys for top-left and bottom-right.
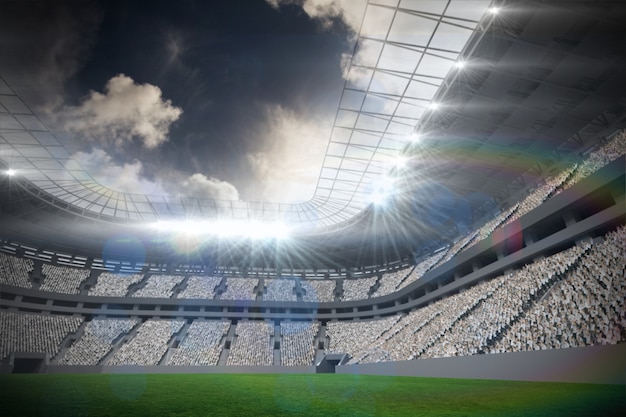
[
  {"x1": 454, "y1": 60, "x2": 466, "y2": 69},
  {"x1": 489, "y1": 6, "x2": 499, "y2": 15},
  {"x1": 5, "y1": 169, "x2": 16, "y2": 177},
  {"x1": 368, "y1": 176, "x2": 396, "y2": 207},
  {"x1": 407, "y1": 133, "x2": 421, "y2": 143},
  {"x1": 394, "y1": 155, "x2": 409, "y2": 169},
  {"x1": 429, "y1": 102, "x2": 439, "y2": 111}
]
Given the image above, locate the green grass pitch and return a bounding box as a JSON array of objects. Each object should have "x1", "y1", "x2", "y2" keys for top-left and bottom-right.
[{"x1": 0, "y1": 373, "x2": 623, "y2": 416}]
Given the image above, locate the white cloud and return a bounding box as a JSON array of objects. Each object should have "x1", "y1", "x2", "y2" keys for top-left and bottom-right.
[
  {"x1": 177, "y1": 173, "x2": 240, "y2": 201},
  {"x1": 69, "y1": 148, "x2": 239, "y2": 201},
  {"x1": 245, "y1": 104, "x2": 331, "y2": 203},
  {"x1": 70, "y1": 148, "x2": 166, "y2": 195},
  {"x1": 266, "y1": 0, "x2": 367, "y2": 33},
  {"x1": 60, "y1": 74, "x2": 183, "y2": 149}
]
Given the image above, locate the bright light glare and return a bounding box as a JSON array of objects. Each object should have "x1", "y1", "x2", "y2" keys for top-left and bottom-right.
[
  {"x1": 6, "y1": 169, "x2": 16, "y2": 177},
  {"x1": 429, "y1": 102, "x2": 439, "y2": 110},
  {"x1": 489, "y1": 6, "x2": 499, "y2": 14},
  {"x1": 369, "y1": 176, "x2": 396, "y2": 207},
  {"x1": 408, "y1": 133, "x2": 420, "y2": 143},
  {"x1": 152, "y1": 220, "x2": 291, "y2": 240},
  {"x1": 394, "y1": 155, "x2": 409, "y2": 169},
  {"x1": 454, "y1": 60, "x2": 465, "y2": 69}
]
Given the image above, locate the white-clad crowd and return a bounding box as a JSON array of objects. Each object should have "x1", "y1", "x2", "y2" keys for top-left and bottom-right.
[
  {"x1": 462, "y1": 129, "x2": 624, "y2": 255},
  {"x1": 219, "y1": 277, "x2": 258, "y2": 301},
  {"x1": 106, "y1": 319, "x2": 184, "y2": 366},
  {"x1": 88, "y1": 272, "x2": 144, "y2": 297},
  {"x1": 396, "y1": 250, "x2": 447, "y2": 291},
  {"x1": 372, "y1": 270, "x2": 407, "y2": 298},
  {"x1": 420, "y1": 242, "x2": 589, "y2": 359},
  {"x1": 340, "y1": 276, "x2": 377, "y2": 301},
  {"x1": 280, "y1": 321, "x2": 319, "y2": 366},
  {"x1": 338, "y1": 228, "x2": 624, "y2": 364},
  {"x1": 490, "y1": 227, "x2": 625, "y2": 353},
  {"x1": 226, "y1": 321, "x2": 273, "y2": 366},
  {"x1": 40, "y1": 264, "x2": 90, "y2": 295},
  {"x1": 167, "y1": 320, "x2": 230, "y2": 366},
  {"x1": 325, "y1": 316, "x2": 400, "y2": 358},
  {"x1": 301, "y1": 279, "x2": 336, "y2": 303},
  {"x1": 0, "y1": 311, "x2": 81, "y2": 360},
  {"x1": 177, "y1": 276, "x2": 222, "y2": 299},
  {"x1": 263, "y1": 278, "x2": 297, "y2": 302},
  {"x1": 58, "y1": 318, "x2": 138, "y2": 365},
  {"x1": 437, "y1": 231, "x2": 480, "y2": 267},
  {"x1": 132, "y1": 274, "x2": 185, "y2": 298},
  {"x1": 0, "y1": 252, "x2": 33, "y2": 288},
  {"x1": 562, "y1": 130, "x2": 626, "y2": 190},
  {"x1": 476, "y1": 203, "x2": 520, "y2": 243}
]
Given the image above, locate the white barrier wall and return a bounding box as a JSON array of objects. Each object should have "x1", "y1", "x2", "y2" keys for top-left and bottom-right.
[{"x1": 336, "y1": 343, "x2": 626, "y2": 385}]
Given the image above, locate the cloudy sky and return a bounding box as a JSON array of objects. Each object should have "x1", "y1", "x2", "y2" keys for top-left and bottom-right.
[{"x1": 1, "y1": 0, "x2": 371, "y2": 203}]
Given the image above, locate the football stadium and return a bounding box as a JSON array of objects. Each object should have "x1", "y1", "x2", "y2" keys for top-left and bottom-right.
[{"x1": 0, "y1": 0, "x2": 624, "y2": 416}]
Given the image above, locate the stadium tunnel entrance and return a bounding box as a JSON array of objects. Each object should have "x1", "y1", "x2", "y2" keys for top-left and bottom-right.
[{"x1": 316, "y1": 353, "x2": 350, "y2": 374}]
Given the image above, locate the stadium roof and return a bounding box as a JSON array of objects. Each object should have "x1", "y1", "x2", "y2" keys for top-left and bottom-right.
[
  {"x1": 0, "y1": 0, "x2": 496, "y2": 231},
  {"x1": 1, "y1": 0, "x2": 625, "y2": 268}
]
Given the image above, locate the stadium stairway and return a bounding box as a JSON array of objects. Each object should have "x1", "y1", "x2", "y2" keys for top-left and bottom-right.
[
  {"x1": 77, "y1": 269, "x2": 99, "y2": 295},
  {"x1": 99, "y1": 320, "x2": 143, "y2": 365},
  {"x1": 124, "y1": 274, "x2": 149, "y2": 296},
  {"x1": 29, "y1": 261, "x2": 42, "y2": 290},
  {"x1": 272, "y1": 323, "x2": 279, "y2": 365},
  {"x1": 170, "y1": 276, "x2": 190, "y2": 298},
  {"x1": 217, "y1": 323, "x2": 237, "y2": 365},
  {"x1": 50, "y1": 319, "x2": 89, "y2": 365},
  {"x1": 160, "y1": 320, "x2": 192, "y2": 365}
]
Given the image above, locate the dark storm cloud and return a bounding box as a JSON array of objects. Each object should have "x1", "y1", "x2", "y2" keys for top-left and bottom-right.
[
  {"x1": 0, "y1": 0, "x2": 102, "y2": 108},
  {"x1": 1, "y1": 0, "x2": 355, "y2": 202}
]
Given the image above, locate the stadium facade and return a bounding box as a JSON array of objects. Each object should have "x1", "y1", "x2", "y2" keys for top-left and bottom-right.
[{"x1": 0, "y1": 0, "x2": 625, "y2": 383}]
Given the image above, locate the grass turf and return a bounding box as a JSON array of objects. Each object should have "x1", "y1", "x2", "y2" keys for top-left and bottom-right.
[{"x1": 0, "y1": 373, "x2": 623, "y2": 417}]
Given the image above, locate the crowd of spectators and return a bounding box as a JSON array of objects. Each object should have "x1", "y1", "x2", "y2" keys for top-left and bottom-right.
[
  {"x1": 476, "y1": 204, "x2": 520, "y2": 243},
  {"x1": 132, "y1": 274, "x2": 184, "y2": 298},
  {"x1": 0, "y1": 311, "x2": 81, "y2": 360},
  {"x1": 88, "y1": 272, "x2": 144, "y2": 297},
  {"x1": 490, "y1": 226, "x2": 625, "y2": 353},
  {"x1": 40, "y1": 264, "x2": 90, "y2": 295},
  {"x1": 1, "y1": 225, "x2": 622, "y2": 366},
  {"x1": 342, "y1": 232, "x2": 617, "y2": 364},
  {"x1": 58, "y1": 318, "x2": 138, "y2": 365},
  {"x1": 280, "y1": 321, "x2": 319, "y2": 366},
  {"x1": 167, "y1": 320, "x2": 230, "y2": 366},
  {"x1": 301, "y1": 279, "x2": 336, "y2": 303},
  {"x1": 340, "y1": 276, "x2": 377, "y2": 301},
  {"x1": 226, "y1": 321, "x2": 273, "y2": 366},
  {"x1": 437, "y1": 231, "x2": 479, "y2": 266},
  {"x1": 176, "y1": 276, "x2": 222, "y2": 299},
  {"x1": 372, "y1": 270, "x2": 408, "y2": 298},
  {"x1": 458, "y1": 129, "x2": 624, "y2": 256},
  {"x1": 420, "y1": 242, "x2": 589, "y2": 359},
  {"x1": 219, "y1": 277, "x2": 258, "y2": 301},
  {"x1": 396, "y1": 250, "x2": 447, "y2": 291},
  {"x1": 107, "y1": 319, "x2": 184, "y2": 366},
  {"x1": 562, "y1": 130, "x2": 626, "y2": 190},
  {"x1": 325, "y1": 316, "x2": 399, "y2": 358},
  {"x1": 263, "y1": 278, "x2": 297, "y2": 302},
  {"x1": 354, "y1": 309, "x2": 440, "y2": 363},
  {"x1": 0, "y1": 252, "x2": 33, "y2": 288}
]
